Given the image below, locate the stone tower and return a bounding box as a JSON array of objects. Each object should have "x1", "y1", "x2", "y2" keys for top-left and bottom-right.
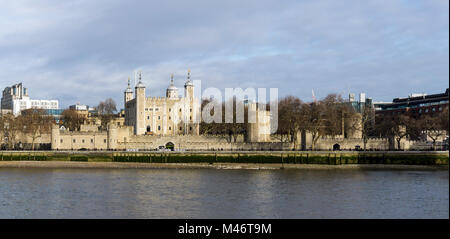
[
  {"x1": 51, "y1": 124, "x2": 60, "y2": 150},
  {"x1": 183, "y1": 70, "x2": 198, "y2": 135},
  {"x1": 135, "y1": 71, "x2": 146, "y2": 135},
  {"x1": 124, "y1": 77, "x2": 133, "y2": 105},
  {"x1": 246, "y1": 103, "x2": 271, "y2": 142},
  {"x1": 107, "y1": 123, "x2": 118, "y2": 150}
]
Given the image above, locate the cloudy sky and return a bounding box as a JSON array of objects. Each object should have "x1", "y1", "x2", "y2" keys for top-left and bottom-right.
[{"x1": 0, "y1": 0, "x2": 448, "y2": 109}]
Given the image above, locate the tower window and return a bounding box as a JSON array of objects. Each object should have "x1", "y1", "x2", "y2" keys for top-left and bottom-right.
[
  {"x1": 158, "y1": 126, "x2": 161, "y2": 131},
  {"x1": 180, "y1": 127, "x2": 182, "y2": 130},
  {"x1": 169, "y1": 127, "x2": 171, "y2": 130},
  {"x1": 158, "y1": 116, "x2": 160, "y2": 120}
]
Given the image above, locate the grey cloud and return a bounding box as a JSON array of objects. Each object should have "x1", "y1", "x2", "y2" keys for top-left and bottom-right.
[{"x1": 0, "y1": 0, "x2": 448, "y2": 109}]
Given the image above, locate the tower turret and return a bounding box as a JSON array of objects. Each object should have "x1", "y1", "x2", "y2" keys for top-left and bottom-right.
[
  {"x1": 184, "y1": 69, "x2": 194, "y2": 100},
  {"x1": 166, "y1": 74, "x2": 179, "y2": 98},
  {"x1": 135, "y1": 71, "x2": 146, "y2": 135},
  {"x1": 124, "y1": 77, "x2": 133, "y2": 104}
]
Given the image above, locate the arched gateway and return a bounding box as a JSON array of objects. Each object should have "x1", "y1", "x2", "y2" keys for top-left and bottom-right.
[
  {"x1": 165, "y1": 142, "x2": 175, "y2": 151},
  {"x1": 333, "y1": 143, "x2": 340, "y2": 151}
]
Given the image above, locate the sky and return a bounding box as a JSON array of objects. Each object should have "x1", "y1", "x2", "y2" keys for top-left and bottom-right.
[{"x1": 0, "y1": 0, "x2": 448, "y2": 109}]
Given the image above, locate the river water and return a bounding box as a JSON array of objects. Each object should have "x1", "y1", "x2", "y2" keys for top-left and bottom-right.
[{"x1": 0, "y1": 168, "x2": 448, "y2": 218}]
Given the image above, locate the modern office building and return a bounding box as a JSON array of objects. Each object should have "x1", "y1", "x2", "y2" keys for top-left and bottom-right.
[
  {"x1": 1, "y1": 83, "x2": 59, "y2": 116},
  {"x1": 374, "y1": 88, "x2": 449, "y2": 117},
  {"x1": 348, "y1": 92, "x2": 373, "y2": 113}
]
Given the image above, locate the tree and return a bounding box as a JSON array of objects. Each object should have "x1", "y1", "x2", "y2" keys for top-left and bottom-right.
[
  {"x1": 303, "y1": 101, "x2": 327, "y2": 150},
  {"x1": 419, "y1": 115, "x2": 447, "y2": 150},
  {"x1": 376, "y1": 114, "x2": 418, "y2": 150},
  {"x1": 97, "y1": 98, "x2": 117, "y2": 130},
  {"x1": 321, "y1": 94, "x2": 347, "y2": 138},
  {"x1": 359, "y1": 105, "x2": 376, "y2": 150},
  {"x1": 98, "y1": 98, "x2": 117, "y2": 115},
  {"x1": 199, "y1": 98, "x2": 221, "y2": 135},
  {"x1": 221, "y1": 97, "x2": 247, "y2": 143},
  {"x1": 21, "y1": 108, "x2": 53, "y2": 150},
  {"x1": 276, "y1": 96, "x2": 304, "y2": 149},
  {"x1": 61, "y1": 109, "x2": 84, "y2": 131},
  {"x1": 2, "y1": 113, "x2": 24, "y2": 150},
  {"x1": 0, "y1": 115, "x2": 5, "y2": 148}
]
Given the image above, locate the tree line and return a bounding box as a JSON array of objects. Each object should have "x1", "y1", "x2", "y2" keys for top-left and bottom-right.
[{"x1": 199, "y1": 94, "x2": 449, "y2": 150}]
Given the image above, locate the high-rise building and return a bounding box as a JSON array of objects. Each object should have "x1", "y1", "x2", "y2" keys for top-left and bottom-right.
[
  {"x1": 374, "y1": 88, "x2": 449, "y2": 118},
  {"x1": 348, "y1": 92, "x2": 373, "y2": 113},
  {"x1": 1, "y1": 83, "x2": 59, "y2": 116}
]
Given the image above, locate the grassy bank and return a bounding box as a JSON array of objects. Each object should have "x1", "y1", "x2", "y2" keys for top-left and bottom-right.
[{"x1": 0, "y1": 151, "x2": 448, "y2": 166}]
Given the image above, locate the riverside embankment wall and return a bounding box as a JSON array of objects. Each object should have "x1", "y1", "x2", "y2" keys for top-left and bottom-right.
[{"x1": 0, "y1": 151, "x2": 448, "y2": 166}]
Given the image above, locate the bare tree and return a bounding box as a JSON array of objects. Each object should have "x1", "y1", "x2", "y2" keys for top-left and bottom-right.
[
  {"x1": 2, "y1": 114, "x2": 24, "y2": 150},
  {"x1": 98, "y1": 98, "x2": 117, "y2": 115},
  {"x1": 321, "y1": 94, "x2": 347, "y2": 138},
  {"x1": 199, "y1": 98, "x2": 223, "y2": 135},
  {"x1": 221, "y1": 97, "x2": 247, "y2": 142},
  {"x1": 0, "y1": 115, "x2": 5, "y2": 148},
  {"x1": 61, "y1": 109, "x2": 84, "y2": 131},
  {"x1": 376, "y1": 114, "x2": 418, "y2": 150},
  {"x1": 21, "y1": 109, "x2": 53, "y2": 150},
  {"x1": 276, "y1": 96, "x2": 304, "y2": 149},
  {"x1": 359, "y1": 105, "x2": 376, "y2": 150},
  {"x1": 419, "y1": 115, "x2": 447, "y2": 150},
  {"x1": 303, "y1": 102, "x2": 327, "y2": 150},
  {"x1": 98, "y1": 98, "x2": 117, "y2": 130}
]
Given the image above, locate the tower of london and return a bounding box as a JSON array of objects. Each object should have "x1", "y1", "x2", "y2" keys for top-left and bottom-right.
[{"x1": 124, "y1": 70, "x2": 200, "y2": 136}]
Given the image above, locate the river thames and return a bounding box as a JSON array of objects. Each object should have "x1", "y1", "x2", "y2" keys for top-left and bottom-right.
[{"x1": 0, "y1": 168, "x2": 448, "y2": 218}]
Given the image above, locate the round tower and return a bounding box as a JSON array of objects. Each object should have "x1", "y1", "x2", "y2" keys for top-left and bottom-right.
[
  {"x1": 51, "y1": 124, "x2": 60, "y2": 150},
  {"x1": 107, "y1": 123, "x2": 118, "y2": 150}
]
